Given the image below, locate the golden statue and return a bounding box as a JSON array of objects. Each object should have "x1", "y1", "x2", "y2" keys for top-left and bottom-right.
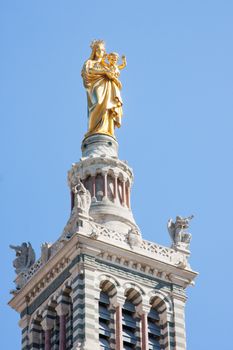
[{"x1": 81, "y1": 40, "x2": 127, "y2": 138}]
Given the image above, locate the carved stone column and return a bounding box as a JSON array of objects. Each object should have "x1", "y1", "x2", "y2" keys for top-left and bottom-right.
[
  {"x1": 114, "y1": 174, "x2": 118, "y2": 202},
  {"x1": 126, "y1": 182, "x2": 131, "y2": 208},
  {"x1": 136, "y1": 304, "x2": 150, "y2": 350},
  {"x1": 108, "y1": 303, "x2": 116, "y2": 349},
  {"x1": 122, "y1": 179, "x2": 126, "y2": 206},
  {"x1": 41, "y1": 312, "x2": 54, "y2": 350},
  {"x1": 92, "y1": 175, "x2": 96, "y2": 199},
  {"x1": 55, "y1": 303, "x2": 70, "y2": 350},
  {"x1": 140, "y1": 312, "x2": 149, "y2": 350},
  {"x1": 112, "y1": 298, "x2": 124, "y2": 350},
  {"x1": 103, "y1": 172, "x2": 108, "y2": 199},
  {"x1": 115, "y1": 304, "x2": 123, "y2": 350}
]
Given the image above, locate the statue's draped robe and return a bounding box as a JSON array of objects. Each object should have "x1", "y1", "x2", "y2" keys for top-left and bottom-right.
[{"x1": 82, "y1": 60, "x2": 123, "y2": 137}]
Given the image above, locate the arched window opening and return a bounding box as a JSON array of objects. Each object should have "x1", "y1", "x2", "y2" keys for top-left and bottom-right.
[
  {"x1": 96, "y1": 174, "x2": 104, "y2": 201},
  {"x1": 122, "y1": 301, "x2": 137, "y2": 349},
  {"x1": 125, "y1": 182, "x2": 130, "y2": 208},
  {"x1": 148, "y1": 308, "x2": 161, "y2": 350},
  {"x1": 117, "y1": 178, "x2": 123, "y2": 205},
  {"x1": 83, "y1": 175, "x2": 92, "y2": 197},
  {"x1": 99, "y1": 291, "x2": 111, "y2": 350}
]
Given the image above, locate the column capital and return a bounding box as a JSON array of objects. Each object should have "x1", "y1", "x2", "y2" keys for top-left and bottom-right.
[
  {"x1": 41, "y1": 317, "x2": 54, "y2": 331},
  {"x1": 41, "y1": 310, "x2": 55, "y2": 331},
  {"x1": 135, "y1": 303, "x2": 150, "y2": 316},
  {"x1": 55, "y1": 303, "x2": 70, "y2": 316},
  {"x1": 110, "y1": 295, "x2": 125, "y2": 308}
]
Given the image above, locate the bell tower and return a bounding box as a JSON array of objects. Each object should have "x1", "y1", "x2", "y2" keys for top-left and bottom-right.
[{"x1": 9, "y1": 41, "x2": 197, "y2": 350}]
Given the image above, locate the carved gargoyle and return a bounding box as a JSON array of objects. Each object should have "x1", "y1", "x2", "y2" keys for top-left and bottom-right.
[
  {"x1": 10, "y1": 242, "x2": 35, "y2": 274},
  {"x1": 167, "y1": 215, "x2": 193, "y2": 250}
]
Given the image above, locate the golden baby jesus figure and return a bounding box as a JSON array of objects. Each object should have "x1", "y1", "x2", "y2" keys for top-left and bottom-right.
[
  {"x1": 81, "y1": 40, "x2": 127, "y2": 138},
  {"x1": 101, "y1": 52, "x2": 127, "y2": 90}
]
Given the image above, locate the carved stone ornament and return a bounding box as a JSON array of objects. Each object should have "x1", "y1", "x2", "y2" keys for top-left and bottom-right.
[
  {"x1": 127, "y1": 227, "x2": 142, "y2": 248},
  {"x1": 62, "y1": 179, "x2": 92, "y2": 239},
  {"x1": 73, "y1": 179, "x2": 91, "y2": 216},
  {"x1": 167, "y1": 215, "x2": 193, "y2": 250},
  {"x1": 9, "y1": 242, "x2": 36, "y2": 275}
]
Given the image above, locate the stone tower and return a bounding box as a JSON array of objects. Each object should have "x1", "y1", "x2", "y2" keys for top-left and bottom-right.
[
  {"x1": 9, "y1": 40, "x2": 197, "y2": 349},
  {"x1": 9, "y1": 132, "x2": 197, "y2": 350}
]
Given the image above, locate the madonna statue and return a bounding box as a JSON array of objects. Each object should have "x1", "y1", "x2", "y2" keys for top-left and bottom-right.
[{"x1": 81, "y1": 40, "x2": 126, "y2": 138}]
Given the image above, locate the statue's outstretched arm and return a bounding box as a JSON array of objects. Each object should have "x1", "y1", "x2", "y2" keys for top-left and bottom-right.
[{"x1": 118, "y1": 55, "x2": 127, "y2": 70}]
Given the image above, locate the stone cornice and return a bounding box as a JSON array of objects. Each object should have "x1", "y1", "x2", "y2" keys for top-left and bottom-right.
[
  {"x1": 77, "y1": 233, "x2": 198, "y2": 288},
  {"x1": 9, "y1": 224, "x2": 198, "y2": 314}
]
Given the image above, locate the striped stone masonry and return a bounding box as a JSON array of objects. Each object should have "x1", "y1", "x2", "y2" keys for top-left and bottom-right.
[
  {"x1": 71, "y1": 267, "x2": 85, "y2": 347},
  {"x1": 19, "y1": 316, "x2": 30, "y2": 350},
  {"x1": 9, "y1": 219, "x2": 197, "y2": 350},
  {"x1": 81, "y1": 262, "x2": 100, "y2": 349},
  {"x1": 172, "y1": 295, "x2": 187, "y2": 350},
  {"x1": 10, "y1": 242, "x2": 196, "y2": 350}
]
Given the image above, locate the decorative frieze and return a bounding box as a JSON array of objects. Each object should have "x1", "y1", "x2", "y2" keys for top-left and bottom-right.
[
  {"x1": 25, "y1": 257, "x2": 70, "y2": 303},
  {"x1": 10, "y1": 216, "x2": 193, "y2": 295}
]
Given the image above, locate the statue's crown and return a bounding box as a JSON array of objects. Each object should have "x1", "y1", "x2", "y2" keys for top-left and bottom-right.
[{"x1": 90, "y1": 39, "x2": 105, "y2": 49}]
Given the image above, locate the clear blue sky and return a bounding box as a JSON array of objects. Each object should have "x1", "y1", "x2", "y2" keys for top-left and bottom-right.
[{"x1": 1, "y1": 1, "x2": 233, "y2": 349}]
